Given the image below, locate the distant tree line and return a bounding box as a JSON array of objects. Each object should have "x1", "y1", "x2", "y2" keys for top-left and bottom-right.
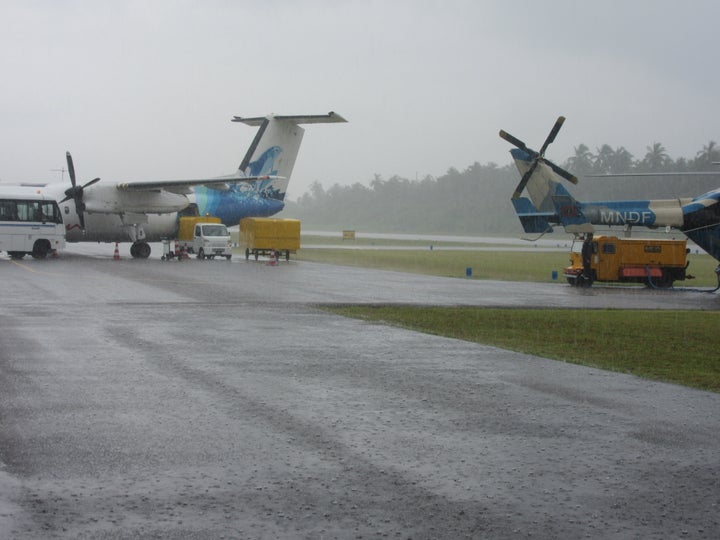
[
  {"x1": 282, "y1": 141, "x2": 720, "y2": 235},
  {"x1": 565, "y1": 141, "x2": 720, "y2": 175}
]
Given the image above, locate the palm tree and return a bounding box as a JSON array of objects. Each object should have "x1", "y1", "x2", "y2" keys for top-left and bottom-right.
[
  {"x1": 565, "y1": 144, "x2": 594, "y2": 175},
  {"x1": 640, "y1": 142, "x2": 671, "y2": 172},
  {"x1": 611, "y1": 146, "x2": 635, "y2": 173},
  {"x1": 593, "y1": 144, "x2": 616, "y2": 174},
  {"x1": 694, "y1": 141, "x2": 720, "y2": 169}
]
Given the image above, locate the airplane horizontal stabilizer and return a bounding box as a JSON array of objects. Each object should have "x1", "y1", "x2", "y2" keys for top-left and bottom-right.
[
  {"x1": 511, "y1": 197, "x2": 554, "y2": 234},
  {"x1": 232, "y1": 111, "x2": 347, "y2": 126}
]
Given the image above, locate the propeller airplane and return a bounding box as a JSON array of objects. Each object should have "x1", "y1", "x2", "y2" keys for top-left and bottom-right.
[{"x1": 2, "y1": 112, "x2": 346, "y2": 258}]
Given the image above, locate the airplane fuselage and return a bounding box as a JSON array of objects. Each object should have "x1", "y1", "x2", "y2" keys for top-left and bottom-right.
[{"x1": 28, "y1": 181, "x2": 287, "y2": 244}]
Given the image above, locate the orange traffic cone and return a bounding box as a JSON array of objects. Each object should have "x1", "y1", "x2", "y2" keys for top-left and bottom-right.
[
  {"x1": 113, "y1": 242, "x2": 120, "y2": 260},
  {"x1": 52, "y1": 249, "x2": 59, "y2": 259},
  {"x1": 267, "y1": 249, "x2": 277, "y2": 266}
]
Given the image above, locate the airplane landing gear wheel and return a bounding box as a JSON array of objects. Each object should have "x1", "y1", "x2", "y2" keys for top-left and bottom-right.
[{"x1": 131, "y1": 241, "x2": 151, "y2": 259}]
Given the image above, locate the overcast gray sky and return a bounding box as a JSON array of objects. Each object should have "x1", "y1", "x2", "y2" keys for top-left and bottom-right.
[{"x1": 1, "y1": 0, "x2": 718, "y2": 199}]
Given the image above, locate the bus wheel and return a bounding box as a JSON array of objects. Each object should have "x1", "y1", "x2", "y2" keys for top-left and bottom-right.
[{"x1": 32, "y1": 240, "x2": 50, "y2": 259}]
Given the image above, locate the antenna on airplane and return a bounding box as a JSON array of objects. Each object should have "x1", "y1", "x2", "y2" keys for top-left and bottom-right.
[
  {"x1": 59, "y1": 152, "x2": 100, "y2": 230},
  {"x1": 499, "y1": 116, "x2": 578, "y2": 198}
]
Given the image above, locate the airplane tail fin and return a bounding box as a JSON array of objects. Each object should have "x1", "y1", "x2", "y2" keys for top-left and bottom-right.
[
  {"x1": 193, "y1": 112, "x2": 346, "y2": 225},
  {"x1": 509, "y1": 149, "x2": 594, "y2": 234},
  {"x1": 231, "y1": 112, "x2": 347, "y2": 201}
]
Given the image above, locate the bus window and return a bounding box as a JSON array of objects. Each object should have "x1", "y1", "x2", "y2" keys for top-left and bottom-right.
[
  {"x1": 16, "y1": 201, "x2": 39, "y2": 222},
  {"x1": 0, "y1": 200, "x2": 16, "y2": 221},
  {"x1": 41, "y1": 201, "x2": 62, "y2": 224},
  {"x1": 29, "y1": 202, "x2": 41, "y2": 222},
  {"x1": 16, "y1": 201, "x2": 29, "y2": 221}
]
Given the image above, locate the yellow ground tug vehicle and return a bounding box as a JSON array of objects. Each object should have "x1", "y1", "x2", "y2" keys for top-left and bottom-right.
[
  {"x1": 239, "y1": 218, "x2": 301, "y2": 261},
  {"x1": 564, "y1": 235, "x2": 691, "y2": 287}
]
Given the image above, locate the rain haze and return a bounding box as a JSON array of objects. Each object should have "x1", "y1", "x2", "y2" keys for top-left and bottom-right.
[{"x1": 1, "y1": 0, "x2": 719, "y2": 199}]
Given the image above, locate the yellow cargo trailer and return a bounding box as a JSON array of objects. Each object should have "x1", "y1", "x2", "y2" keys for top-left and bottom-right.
[{"x1": 240, "y1": 218, "x2": 301, "y2": 261}]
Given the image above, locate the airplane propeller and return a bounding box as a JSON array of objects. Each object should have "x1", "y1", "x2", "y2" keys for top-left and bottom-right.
[
  {"x1": 499, "y1": 116, "x2": 578, "y2": 199},
  {"x1": 59, "y1": 152, "x2": 100, "y2": 230}
]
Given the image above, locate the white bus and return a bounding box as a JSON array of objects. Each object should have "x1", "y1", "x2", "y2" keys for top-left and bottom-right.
[{"x1": 0, "y1": 188, "x2": 66, "y2": 259}]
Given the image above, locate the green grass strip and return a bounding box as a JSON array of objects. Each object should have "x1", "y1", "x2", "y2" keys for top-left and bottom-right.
[{"x1": 324, "y1": 306, "x2": 720, "y2": 392}]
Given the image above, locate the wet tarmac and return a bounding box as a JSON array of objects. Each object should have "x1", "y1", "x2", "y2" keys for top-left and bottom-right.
[{"x1": 1, "y1": 247, "x2": 719, "y2": 538}]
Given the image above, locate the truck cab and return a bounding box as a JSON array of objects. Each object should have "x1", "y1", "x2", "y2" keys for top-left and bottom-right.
[{"x1": 193, "y1": 223, "x2": 232, "y2": 260}]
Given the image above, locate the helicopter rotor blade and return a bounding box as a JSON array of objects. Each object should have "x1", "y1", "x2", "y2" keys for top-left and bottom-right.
[
  {"x1": 538, "y1": 116, "x2": 565, "y2": 156},
  {"x1": 499, "y1": 130, "x2": 532, "y2": 155},
  {"x1": 545, "y1": 158, "x2": 578, "y2": 184},
  {"x1": 512, "y1": 160, "x2": 539, "y2": 199}
]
